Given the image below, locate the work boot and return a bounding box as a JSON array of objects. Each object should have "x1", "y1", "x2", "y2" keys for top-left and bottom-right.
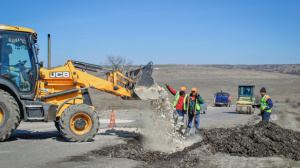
[
  {"x1": 195, "y1": 128, "x2": 204, "y2": 136},
  {"x1": 179, "y1": 127, "x2": 185, "y2": 134},
  {"x1": 189, "y1": 128, "x2": 196, "y2": 136},
  {"x1": 195, "y1": 128, "x2": 200, "y2": 134},
  {"x1": 184, "y1": 128, "x2": 191, "y2": 136}
]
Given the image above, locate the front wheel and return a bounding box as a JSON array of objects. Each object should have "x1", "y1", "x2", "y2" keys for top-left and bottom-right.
[
  {"x1": 59, "y1": 104, "x2": 99, "y2": 142},
  {"x1": 0, "y1": 89, "x2": 20, "y2": 141}
]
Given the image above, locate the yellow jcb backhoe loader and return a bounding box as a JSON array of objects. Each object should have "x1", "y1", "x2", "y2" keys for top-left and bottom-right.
[{"x1": 0, "y1": 24, "x2": 157, "y2": 142}]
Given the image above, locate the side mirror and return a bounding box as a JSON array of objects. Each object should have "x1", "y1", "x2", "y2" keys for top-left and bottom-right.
[
  {"x1": 39, "y1": 61, "x2": 44, "y2": 67},
  {"x1": 35, "y1": 44, "x2": 40, "y2": 56}
]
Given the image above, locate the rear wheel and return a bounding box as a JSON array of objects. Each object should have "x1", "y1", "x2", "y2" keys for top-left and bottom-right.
[
  {"x1": 59, "y1": 104, "x2": 99, "y2": 142},
  {"x1": 0, "y1": 89, "x2": 20, "y2": 141}
]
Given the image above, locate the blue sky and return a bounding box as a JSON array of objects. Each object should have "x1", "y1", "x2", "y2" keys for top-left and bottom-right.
[{"x1": 1, "y1": 0, "x2": 299, "y2": 65}]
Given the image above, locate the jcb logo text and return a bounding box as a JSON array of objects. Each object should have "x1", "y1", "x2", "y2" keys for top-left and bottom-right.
[{"x1": 50, "y1": 72, "x2": 70, "y2": 78}]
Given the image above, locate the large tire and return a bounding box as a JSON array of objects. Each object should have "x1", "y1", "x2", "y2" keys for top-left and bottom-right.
[
  {"x1": 59, "y1": 104, "x2": 99, "y2": 142},
  {"x1": 0, "y1": 89, "x2": 20, "y2": 141}
]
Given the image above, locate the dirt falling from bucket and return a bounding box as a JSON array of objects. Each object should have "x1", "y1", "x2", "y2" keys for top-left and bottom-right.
[{"x1": 138, "y1": 84, "x2": 185, "y2": 152}]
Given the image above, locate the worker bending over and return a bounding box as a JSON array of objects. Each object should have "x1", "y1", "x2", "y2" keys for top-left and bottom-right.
[
  {"x1": 254, "y1": 87, "x2": 273, "y2": 121},
  {"x1": 184, "y1": 88, "x2": 204, "y2": 135},
  {"x1": 166, "y1": 84, "x2": 187, "y2": 133}
]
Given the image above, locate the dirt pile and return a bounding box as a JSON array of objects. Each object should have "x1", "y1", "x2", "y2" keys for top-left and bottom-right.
[
  {"x1": 89, "y1": 138, "x2": 209, "y2": 168},
  {"x1": 87, "y1": 122, "x2": 300, "y2": 168},
  {"x1": 91, "y1": 139, "x2": 168, "y2": 163},
  {"x1": 202, "y1": 121, "x2": 300, "y2": 160}
]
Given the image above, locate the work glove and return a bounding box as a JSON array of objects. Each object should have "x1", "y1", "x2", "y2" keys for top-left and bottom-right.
[
  {"x1": 9, "y1": 66, "x2": 18, "y2": 72},
  {"x1": 189, "y1": 111, "x2": 195, "y2": 116}
]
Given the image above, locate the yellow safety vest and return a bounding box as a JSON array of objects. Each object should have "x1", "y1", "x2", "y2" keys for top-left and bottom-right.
[
  {"x1": 184, "y1": 96, "x2": 201, "y2": 111},
  {"x1": 260, "y1": 95, "x2": 272, "y2": 113},
  {"x1": 172, "y1": 92, "x2": 187, "y2": 107}
]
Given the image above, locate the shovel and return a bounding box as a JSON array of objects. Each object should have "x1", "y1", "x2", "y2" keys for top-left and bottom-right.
[
  {"x1": 183, "y1": 96, "x2": 190, "y2": 136},
  {"x1": 189, "y1": 111, "x2": 196, "y2": 136},
  {"x1": 189, "y1": 96, "x2": 199, "y2": 136}
]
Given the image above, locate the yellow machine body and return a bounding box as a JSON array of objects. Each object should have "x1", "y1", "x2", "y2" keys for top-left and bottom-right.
[{"x1": 0, "y1": 24, "x2": 36, "y2": 34}]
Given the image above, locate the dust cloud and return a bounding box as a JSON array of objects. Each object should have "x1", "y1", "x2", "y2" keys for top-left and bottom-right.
[{"x1": 138, "y1": 84, "x2": 185, "y2": 152}]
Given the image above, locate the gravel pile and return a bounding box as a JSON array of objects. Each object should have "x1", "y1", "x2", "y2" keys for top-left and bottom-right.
[
  {"x1": 90, "y1": 122, "x2": 300, "y2": 168},
  {"x1": 202, "y1": 121, "x2": 300, "y2": 160}
]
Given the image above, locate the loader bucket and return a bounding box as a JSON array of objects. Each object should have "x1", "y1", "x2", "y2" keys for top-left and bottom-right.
[
  {"x1": 127, "y1": 62, "x2": 160, "y2": 100},
  {"x1": 133, "y1": 85, "x2": 161, "y2": 100}
]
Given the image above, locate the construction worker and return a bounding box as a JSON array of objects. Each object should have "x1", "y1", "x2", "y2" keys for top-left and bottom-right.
[
  {"x1": 184, "y1": 88, "x2": 204, "y2": 135},
  {"x1": 0, "y1": 44, "x2": 20, "y2": 87},
  {"x1": 254, "y1": 87, "x2": 273, "y2": 121},
  {"x1": 165, "y1": 84, "x2": 187, "y2": 133}
]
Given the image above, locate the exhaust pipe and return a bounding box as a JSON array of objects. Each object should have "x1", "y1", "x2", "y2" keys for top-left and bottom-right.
[{"x1": 47, "y1": 34, "x2": 51, "y2": 69}]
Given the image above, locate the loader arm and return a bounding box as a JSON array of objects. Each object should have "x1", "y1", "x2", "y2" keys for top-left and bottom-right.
[
  {"x1": 37, "y1": 60, "x2": 157, "y2": 117},
  {"x1": 72, "y1": 65, "x2": 134, "y2": 98},
  {"x1": 67, "y1": 60, "x2": 156, "y2": 99},
  {"x1": 38, "y1": 60, "x2": 135, "y2": 99}
]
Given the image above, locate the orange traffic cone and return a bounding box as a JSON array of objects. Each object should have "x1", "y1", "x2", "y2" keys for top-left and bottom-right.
[{"x1": 108, "y1": 109, "x2": 116, "y2": 128}]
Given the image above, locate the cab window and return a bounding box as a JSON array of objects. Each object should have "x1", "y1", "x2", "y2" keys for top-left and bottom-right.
[{"x1": 0, "y1": 31, "x2": 35, "y2": 92}]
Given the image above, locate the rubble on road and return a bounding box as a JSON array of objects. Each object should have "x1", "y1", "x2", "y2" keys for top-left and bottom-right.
[
  {"x1": 88, "y1": 121, "x2": 300, "y2": 168},
  {"x1": 144, "y1": 86, "x2": 300, "y2": 160},
  {"x1": 202, "y1": 121, "x2": 300, "y2": 160}
]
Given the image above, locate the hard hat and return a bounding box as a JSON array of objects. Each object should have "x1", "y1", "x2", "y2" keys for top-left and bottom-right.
[
  {"x1": 191, "y1": 87, "x2": 197, "y2": 92},
  {"x1": 180, "y1": 86, "x2": 187, "y2": 91}
]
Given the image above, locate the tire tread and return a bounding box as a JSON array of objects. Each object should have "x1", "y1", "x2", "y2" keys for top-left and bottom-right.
[{"x1": 0, "y1": 89, "x2": 20, "y2": 141}]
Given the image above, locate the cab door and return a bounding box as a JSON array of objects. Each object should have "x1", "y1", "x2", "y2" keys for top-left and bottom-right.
[{"x1": 0, "y1": 31, "x2": 37, "y2": 99}]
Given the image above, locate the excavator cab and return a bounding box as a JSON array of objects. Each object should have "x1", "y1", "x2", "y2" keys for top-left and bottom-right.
[
  {"x1": 236, "y1": 85, "x2": 255, "y2": 114},
  {"x1": 0, "y1": 29, "x2": 39, "y2": 96}
]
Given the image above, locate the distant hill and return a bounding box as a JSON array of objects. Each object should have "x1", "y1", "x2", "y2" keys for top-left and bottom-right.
[
  {"x1": 206, "y1": 64, "x2": 300, "y2": 76},
  {"x1": 155, "y1": 64, "x2": 300, "y2": 76}
]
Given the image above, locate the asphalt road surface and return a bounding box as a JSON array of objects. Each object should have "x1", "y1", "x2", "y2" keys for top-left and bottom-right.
[{"x1": 0, "y1": 106, "x2": 256, "y2": 168}]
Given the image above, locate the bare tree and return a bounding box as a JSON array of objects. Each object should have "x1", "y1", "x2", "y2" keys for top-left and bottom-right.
[{"x1": 105, "y1": 55, "x2": 133, "y2": 72}]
